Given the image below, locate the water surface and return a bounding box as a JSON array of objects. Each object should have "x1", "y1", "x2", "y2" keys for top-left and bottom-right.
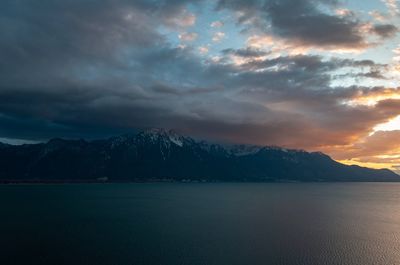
[{"x1": 1, "y1": 183, "x2": 400, "y2": 265}]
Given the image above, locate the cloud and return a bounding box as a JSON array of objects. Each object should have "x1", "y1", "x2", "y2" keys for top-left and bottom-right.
[
  {"x1": 211, "y1": 20, "x2": 224, "y2": 28},
  {"x1": 394, "y1": 45, "x2": 400, "y2": 61},
  {"x1": 370, "y1": 24, "x2": 398, "y2": 38},
  {"x1": 381, "y1": 0, "x2": 400, "y2": 16},
  {"x1": 164, "y1": 9, "x2": 197, "y2": 28},
  {"x1": 217, "y1": 0, "x2": 397, "y2": 52},
  {"x1": 369, "y1": 10, "x2": 386, "y2": 22},
  {"x1": 345, "y1": 88, "x2": 400, "y2": 106},
  {"x1": 335, "y1": 8, "x2": 354, "y2": 17},
  {"x1": 222, "y1": 47, "x2": 270, "y2": 58},
  {"x1": 179, "y1": 32, "x2": 198, "y2": 42},
  {"x1": 332, "y1": 130, "x2": 400, "y2": 173},
  {"x1": 212, "y1": 31, "x2": 226, "y2": 42},
  {"x1": 1, "y1": 23, "x2": 396, "y2": 147},
  {"x1": 0, "y1": 0, "x2": 400, "y2": 173},
  {"x1": 360, "y1": 70, "x2": 388, "y2": 80},
  {"x1": 198, "y1": 46, "x2": 209, "y2": 54}
]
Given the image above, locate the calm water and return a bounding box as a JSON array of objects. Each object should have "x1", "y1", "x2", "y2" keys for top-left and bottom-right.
[{"x1": 1, "y1": 183, "x2": 400, "y2": 265}]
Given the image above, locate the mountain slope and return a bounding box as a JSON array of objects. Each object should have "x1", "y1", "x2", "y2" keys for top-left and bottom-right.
[{"x1": 0, "y1": 129, "x2": 398, "y2": 182}]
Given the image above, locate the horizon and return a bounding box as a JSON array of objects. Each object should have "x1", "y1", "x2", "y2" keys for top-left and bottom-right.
[
  {"x1": 1, "y1": 127, "x2": 398, "y2": 175},
  {"x1": 1, "y1": 0, "x2": 400, "y2": 174}
]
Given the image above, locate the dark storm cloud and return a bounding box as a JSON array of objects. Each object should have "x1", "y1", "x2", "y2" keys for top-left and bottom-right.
[
  {"x1": 0, "y1": 0, "x2": 203, "y2": 138},
  {"x1": 265, "y1": 0, "x2": 363, "y2": 48},
  {"x1": 217, "y1": 0, "x2": 397, "y2": 49},
  {"x1": 0, "y1": 0, "x2": 399, "y2": 155},
  {"x1": 0, "y1": 0, "x2": 206, "y2": 87}
]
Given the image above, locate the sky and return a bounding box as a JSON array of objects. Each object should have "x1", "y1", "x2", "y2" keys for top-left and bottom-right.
[{"x1": 0, "y1": 0, "x2": 400, "y2": 173}]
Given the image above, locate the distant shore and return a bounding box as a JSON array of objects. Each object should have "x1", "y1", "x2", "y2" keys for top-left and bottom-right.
[{"x1": 1, "y1": 179, "x2": 399, "y2": 184}]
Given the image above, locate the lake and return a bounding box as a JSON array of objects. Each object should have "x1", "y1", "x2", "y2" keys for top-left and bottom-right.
[{"x1": 1, "y1": 183, "x2": 400, "y2": 265}]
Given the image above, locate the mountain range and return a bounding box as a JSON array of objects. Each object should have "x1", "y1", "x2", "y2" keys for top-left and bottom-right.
[{"x1": 0, "y1": 128, "x2": 398, "y2": 182}]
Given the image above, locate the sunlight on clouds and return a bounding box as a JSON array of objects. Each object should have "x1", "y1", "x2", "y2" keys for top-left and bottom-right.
[
  {"x1": 332, "y1": 129, "x2": 400, "y2": 174},
  {"x1": 374, "y1": 115, "x2": 400, "y2": 131},
  {"x1": 198, "y1": 46, "x2": 209, "y2": 54},
  {"x1": 178, "y1": 32, "x2": 198, "y2": 42},
  {"x1": 381, "y1": 0, "x2": 400, "y2": 16},
  {"x1": 246, "y1": 34, "x2": 367, "y2": 56},
  {"x1": 394, "y1": 46, "x2": 400, "y2": 61},
  {"x1": 210, "y1": 21, "x2": 223, "y2": 28},
  {"x1": 166, "y1": 9, "x2": 196, "y2": 28},
  {"x1": 2, "y1": 0, "x2": 400, "y2": 176},
  {"x1": 229, "y1": 54, "x2": 268, "y2": 66},
  {"x1": 246, "y1": 35, "x2": 309, "y2": 56},
  {"x1": 345, "y1": 90, "x2": 400, "y2": 106},
  {"x1": 369, "y1": 10, "x2": 386, "y2": 22},
  {"x1": 212, "y1": 32, "x2": 225, "y2": 42},
  {"x1": 376, "y1": 154, "x2": 400, "y2": 159},
  {"x1": 335, "y1": 8, "x2": 353, "y2": 16},
  {"x1": 338, "y1": 159, "x2": 398, "y2": 172}
]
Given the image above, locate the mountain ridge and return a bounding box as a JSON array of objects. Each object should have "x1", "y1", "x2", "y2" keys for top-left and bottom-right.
[{"x1": 0, "y1": 128, "x2": 398, "y2": 182}]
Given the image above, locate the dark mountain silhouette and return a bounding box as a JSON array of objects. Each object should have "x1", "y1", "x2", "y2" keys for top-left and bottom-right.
[{"x1": 0, "y1": 128, "x2": 398, "y2": 182}]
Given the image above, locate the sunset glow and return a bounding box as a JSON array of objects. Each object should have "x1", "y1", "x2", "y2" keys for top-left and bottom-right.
[
  {"x1": 374, "y1": 115, "x2": 400, "y2": 131},
  {"x1": 346, "y1": 92, "x2": 400, "y2": 107},
  {"x1": 1, "y1": 0, "x2": 400, "y2": 174}
]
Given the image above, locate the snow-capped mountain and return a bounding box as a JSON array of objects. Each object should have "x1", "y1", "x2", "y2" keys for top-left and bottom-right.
[{"x1": 0, "y1": 129, "x2": 398, "y2": 182}]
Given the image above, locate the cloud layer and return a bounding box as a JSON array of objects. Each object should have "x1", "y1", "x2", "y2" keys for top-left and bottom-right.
[{"x1": 0, "y1": 0, "x2": 399, "y2": 172}]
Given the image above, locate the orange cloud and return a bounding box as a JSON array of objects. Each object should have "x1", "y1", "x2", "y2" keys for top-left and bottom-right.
[
  {"x1": 334, "y1": 130, "x2": 400, "y2": 173},
  {"x1": 345, "y1": 88, "x2": 400, "y2": 106}
]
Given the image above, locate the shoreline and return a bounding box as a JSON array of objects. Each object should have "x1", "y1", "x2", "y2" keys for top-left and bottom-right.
[{"x1": 1, "y1": 179, "x2": 400, "y2": 184}]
